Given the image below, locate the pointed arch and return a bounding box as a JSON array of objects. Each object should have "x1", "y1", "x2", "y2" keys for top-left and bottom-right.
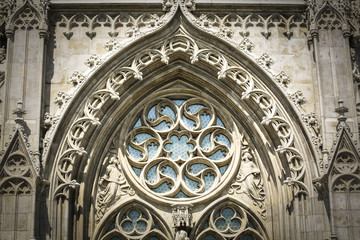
[{"x1": 43, "y1": 8, "x2": 319, "y2": 239}]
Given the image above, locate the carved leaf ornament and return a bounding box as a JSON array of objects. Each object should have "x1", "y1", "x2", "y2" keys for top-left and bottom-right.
[{"x1": 53, "y1": 28, "x2": 309, "y2": 201}]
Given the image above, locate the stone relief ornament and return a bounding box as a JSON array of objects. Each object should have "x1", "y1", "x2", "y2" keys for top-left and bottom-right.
[
  {"x1": 54, "y1": 91, "x2": 70, "y2": 107},
  {"x1": 52, "y1": 28, "x2": 309, "y2": 201},
  {"x1": 275, "y1": 71, "x2": 291, "y2": 88},
  {"x1": 53, "y1": 12, "x2": 168, "y2": 40},
  {"x1": 238, "y1": 38, "x2": 254, "y2": 52},
  {"x1": 0, "y1": 128, "x2": 36, "y2": 195},
  {"x1": 172, "y1": 205, "x2": 192, "y2": 228},
  {"x1": 194, "y1": 201, "x2": 266, "y2": 239},
  {"x1": 104, "y1": 38, "x2": 121, "y2": 52},
  {"x1": 257, "y1": 53, "x2": 274, "y2": 68},
  {"x1": 68, "y1": 71, "x2": 85, "y2": 87},
  {"x1": 290, "y1": 90, "x2": 307, "y2": 106},
  {"x1": 95, "y1": 155, "x2": 134, "y2": 223},
  {"x1": 99, "y1": 203, "x2": 172, "y2": 239},
  {"x1": 85, "y1": 54, "x2": 102, "y2": 68},
  {"x1": 175, "y1": 230, "x2": 189, "y2": 240},
  {"x1": 192, "y1": 12, "x2": 306, "y2": 40},
  {"x1": 229, "y1": 136, "x2": 266, "y2": 220},
  {"x1": 125, "y1": 97, "x2": 236, "y2": 202}
]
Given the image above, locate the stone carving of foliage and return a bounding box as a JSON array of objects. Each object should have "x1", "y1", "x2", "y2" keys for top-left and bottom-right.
[
  {"x1": 54, "y1": 91, "x2": 70, "y2": 107},
  {"x1": 238, "y1": 38, "x2": 254, "y2": 51},
  {"x1": 126, "y1": 97, "x2": 234, "y2": 200},
  {"x1": 229, "y1": 136, "x2": 266, "y2": 220},
  {"x1": 53, "y1": 12, "x2": 168, "y2": 40},
  {"x1": 193, "y1": 13, "x2": 306, "y2": 40},
  {"x1": 194, "y1": 202, "x2": 266, "y2": 240},
  {"x1": 95, "y1": 155, "x2": 134, "y2": 223},
  {"x1": 53, "y1": 28, "x2": 309, "y2": 198},
  {"x1": 257, "y1": 53, "x2": 274, "y2": 68},
  {"x1": 68, "y1": 71, "x2": 85, "y2": 87},
  {"x1": 85, "y1": 54, "x2": 102, "y2": 68},
  {"x1": 99, "y1": 203, "x2": 171, "y2": 240}
]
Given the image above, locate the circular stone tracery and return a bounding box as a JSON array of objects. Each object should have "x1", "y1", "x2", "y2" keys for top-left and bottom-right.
[{"x1": 125, "y1": 97, "x2": 237, "y2": 202}]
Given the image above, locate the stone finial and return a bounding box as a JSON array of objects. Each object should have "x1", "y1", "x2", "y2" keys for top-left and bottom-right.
[
  {"x1": 335, "y1": 100, "x2": 348, "y2": 127},
  {"x1": 13, "y1": 101, "x2": 26, "y2": 124}
]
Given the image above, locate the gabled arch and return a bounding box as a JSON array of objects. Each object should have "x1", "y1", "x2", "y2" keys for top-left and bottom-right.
[{"x1": 44, "y1": 7, "x2": 318, "y2": 239}]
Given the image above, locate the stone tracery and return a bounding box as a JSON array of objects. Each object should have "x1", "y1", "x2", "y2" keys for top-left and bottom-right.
[{"x1": 125, "y1": 97, "x2": 235, "y2": 201}]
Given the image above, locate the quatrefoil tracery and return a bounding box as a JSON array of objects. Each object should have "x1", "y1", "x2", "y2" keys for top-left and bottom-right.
[{"x1": 126, "y1": 97, "x2": 235, "y2": 199}]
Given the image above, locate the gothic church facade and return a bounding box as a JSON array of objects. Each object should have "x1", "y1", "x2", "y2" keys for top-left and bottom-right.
[{"x1": 0, "y1": 0, "x2": 360, "y2": 239}]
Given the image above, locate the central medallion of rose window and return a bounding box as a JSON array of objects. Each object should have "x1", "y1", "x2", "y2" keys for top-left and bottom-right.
[{"x1": 126, "y1": 97, "x2": 235, "y2": 201}]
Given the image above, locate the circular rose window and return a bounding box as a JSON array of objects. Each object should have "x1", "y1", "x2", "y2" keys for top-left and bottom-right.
[{"x1": 124, "y1": 97, "x2": 239, "y2": 203}]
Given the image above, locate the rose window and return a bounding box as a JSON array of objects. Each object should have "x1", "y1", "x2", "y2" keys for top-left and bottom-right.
[{"x1": 125, "y1": 97, "x2": 236, "y2": 201}]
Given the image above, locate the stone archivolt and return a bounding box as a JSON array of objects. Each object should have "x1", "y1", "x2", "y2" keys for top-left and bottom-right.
[{"x1": 51, "y1": 26, "x2": 310, "y2": 208}]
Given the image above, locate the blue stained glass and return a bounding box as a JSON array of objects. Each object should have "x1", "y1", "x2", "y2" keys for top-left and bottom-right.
[
  {"x1": 204, "y1": 172, "x2": 215, "y2": 191},
  {"x1": 161, "y1": 105, "x2": 176, "y2": 120},
  {"x1": 247, "y1": 220, "x2": 256, "y2": 229},
  {"x1": 215, "y1": 219, "x2": 227, "y2": 231},
  {"x1": 110, "y1": 237, "x2": 122, "y2": 240},
  {"x1": 202, "y1": 221, "x2": 209, "y2": 230},
  {"x1": 161, "y1": 165, "x2": 177, "y2": 179},
  {"x1": 132, "y1": 166, "x2": 141, "y2": 176},
  {"x1": 189, "y1": 163, "x2": 209, "y2": 174},
  {"x1": 182, "y1": 116, "x2": 196, "y2": 130},
  {"x1": 208, "y1": 149, "x2": 227, "y2": 161},
  {"x1": 184, "y1": 175, "x2": 200, "y2": 191},
  {"x1": 174, "y1": 190, "x2": 189, "y2": 198},
  {"x1": 153, "y1": 121, "x2": 171, "y2": 131},
  {"x1": 242, "y1": 235, "x2": 255, "y2": 240},
  {"x1": 129, "y1": 210, "x2": 140, "y2": 221},
  {"x1": 201, "y1": 134, "x2": 211, "y2": 150},
  {"x1": 134, "y1": 133, "x2": 153, "y2": 144},
  {"x1": 152, "y1": 182, "x2": 172, "y2": 193},
  {"x1": 147, "y1": 142, "x2": 158, "y2": 160},
  {"x1": 172, "y1": 99, "x2": 185, "y2": 106},
  {"x1": 187, "y1": 104, "x2": 205, "y2": 114},
  {"x1": 133, "y1": 118, "x2": 142, "y2": 128},
  {"x1": 146, "y1": 165, "x2": 158, "y2": 183},
  {"x1": 154, "y1": 223, "x2": 161, "y2": 230},
  {"x1": 107, "y1": 222, "x2": 115, "y2": 232},
  {"x1": 219, "y1": 165, "x2": 228, "y2": 175},
  {"x1": 229, "y1": 219, "x2": 241, "y2": 231},
  {"x1": 204, "y1": 235, "x2": 216, "y2": 240},
  {"x1": 149, "y1": 237, "x2": 160, "y2": 240},
  {"x1": 164, "y1": 135, "x2": 194, "y2": 160},
  {"x1": 216, "y1": 117, "x2": 225, "y2": 127},
  {"x1": 200, "y1": 112, "x2": 211, "y2": 129},
  {"x1": 136, "y1": 221, "x2": 147, "y2": 232},
  {"x1": 222, "y1": 208, "x2": 235, "y2": 219},
  {"x1": 122, "y1": 221, "x2": 134, "y2": 232},
  {"x1": 128, "y1": 145, "x2": 143, "y2": 160},
  {"x1": 147, "y1": 105, "x2": 157, "y2": 121},
  {"x1": 216, "y1": 134, "x2": 231, "y2": 147}
]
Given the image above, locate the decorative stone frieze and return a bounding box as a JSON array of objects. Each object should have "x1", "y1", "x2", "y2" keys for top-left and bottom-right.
[
  {"x1": 192, "y1": 13, "x2": 306, "y2": 40},
  {"x1": 53, "y1": 12, "x2": 168, "y2": 40}
]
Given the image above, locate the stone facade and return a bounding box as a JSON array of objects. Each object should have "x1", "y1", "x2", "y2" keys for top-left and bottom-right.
[{"x1": 0, "y1": 0, "x2": 359, "y2": 239}]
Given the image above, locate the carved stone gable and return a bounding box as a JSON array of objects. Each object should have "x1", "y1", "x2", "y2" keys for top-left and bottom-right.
[{"x1": 0, "y1": 129, "x2": 35, "y2": 195}]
